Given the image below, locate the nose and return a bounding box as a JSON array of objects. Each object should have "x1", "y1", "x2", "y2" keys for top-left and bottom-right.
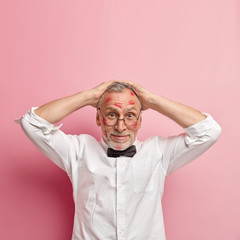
[{"x1": 115, "y1": 118, "x2": 127, "y2": 132}]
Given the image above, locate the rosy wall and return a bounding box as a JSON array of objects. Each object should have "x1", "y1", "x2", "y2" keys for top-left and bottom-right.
[{"x1": 1, "y1": 1, "x2": 239, "y2": 239}]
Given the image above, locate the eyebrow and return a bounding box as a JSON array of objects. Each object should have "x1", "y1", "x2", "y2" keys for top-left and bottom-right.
[
  {"x1": 105, "y1": 107, "x2": 118, "y2": 111},
  {"x1": 125, "y1": 107, "x2": 138, "y2": 112},
  {"x1": 105, "y1": 106, "x2": 138, "y2": 113}
]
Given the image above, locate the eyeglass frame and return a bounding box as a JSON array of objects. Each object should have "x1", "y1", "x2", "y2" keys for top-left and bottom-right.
[{"x1": 97, "y1": 107, "x2": 141, "y2": 127}]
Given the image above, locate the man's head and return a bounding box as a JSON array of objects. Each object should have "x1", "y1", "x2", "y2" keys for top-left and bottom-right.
[{"x1": 96, "y1": 82, "x2": 142, "y2": 151}]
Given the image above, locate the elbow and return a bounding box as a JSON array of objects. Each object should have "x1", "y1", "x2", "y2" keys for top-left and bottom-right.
[
  {"x1": 208, "y1": 122, "x2": 222, "y2": 144},
  {"x1": 216, "y1": 123, "x2": 222, "y2": 138},
  {"x1": 20, "y1": 117, "x2": 29, "y2": 131},
  {"x1": 19, "y1": 117, "x2": 32, "y2": 137}
]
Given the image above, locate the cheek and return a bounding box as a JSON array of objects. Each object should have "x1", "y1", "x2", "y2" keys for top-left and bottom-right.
[
  {"x1": 132, "y1": 119, "x2": 141, "y2": 130},
  {"x1": 132, "y1": 122, "x2": 138, "y2": 129},
  {"x1": 104, "y1": 130, "x2": 108, "y2": 138},
  {"x1": 102, "y1": 118, "x2": 108, "y2": 125}
]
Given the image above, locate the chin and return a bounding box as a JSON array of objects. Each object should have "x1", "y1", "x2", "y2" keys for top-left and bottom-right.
[{"x1": 107, "y1": 139, "x2": 133, "y2": 151}]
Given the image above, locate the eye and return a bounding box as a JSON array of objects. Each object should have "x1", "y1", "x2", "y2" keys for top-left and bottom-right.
[
  {"x1": 106, "y1": 112, "x2": 117, "y2": 119},
  {"x1": 126, "y1": 113, "x2": 136, "y2": 119}
]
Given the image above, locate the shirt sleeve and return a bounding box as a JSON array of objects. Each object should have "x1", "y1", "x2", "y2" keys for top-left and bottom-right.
[
  {"x1": 15, "y1": 107, "x2": 83, "y2": 176},
  {"x1": 158, "y1": 113, "x2": 222, "y2": 176}
]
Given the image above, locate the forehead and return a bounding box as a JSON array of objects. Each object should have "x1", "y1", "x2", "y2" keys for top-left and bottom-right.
[{"x1": 101, "y1": 89, "x2": 141, "y2": 110}]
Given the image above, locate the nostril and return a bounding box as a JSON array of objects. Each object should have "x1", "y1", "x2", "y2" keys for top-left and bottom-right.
[{"x1": 116, "y1": 121, "x2": 126, "y2": 132}]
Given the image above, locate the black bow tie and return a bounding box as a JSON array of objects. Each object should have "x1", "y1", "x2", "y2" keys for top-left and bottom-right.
[{"x1": 107, "y1": 145, "x2": 136, "y2": 158}]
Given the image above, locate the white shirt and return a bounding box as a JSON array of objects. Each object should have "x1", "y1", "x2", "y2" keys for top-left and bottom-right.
[{"x1": 16, "y1": 107, "x2": 221, "y2": 240}]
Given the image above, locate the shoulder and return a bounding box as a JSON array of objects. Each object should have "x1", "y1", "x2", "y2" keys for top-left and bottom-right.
[
  {"x1": 139, "y1": 135, "x2": 166, "y2": 146},
  {"x1": 136, "y1": 136, "x2": 167, "y2": 154},
  {"x1": 64, "y1": 134, "x2": 100, "y2": 157},
  {"x1": 70, "y1": 133, "x2": 98, "y2": 145},
  {"x1": 137, "y1": 135, "x2": 180, "y2": 157}
]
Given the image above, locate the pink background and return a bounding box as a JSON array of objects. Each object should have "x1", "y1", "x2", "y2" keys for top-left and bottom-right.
[{"x1": 1, "y1": 0, "x2": 239, "y2": 239}]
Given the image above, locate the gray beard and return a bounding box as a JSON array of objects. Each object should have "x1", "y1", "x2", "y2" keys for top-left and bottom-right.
[{"x1": 105, "y1": 135, "x2": 134, "y2": 151}]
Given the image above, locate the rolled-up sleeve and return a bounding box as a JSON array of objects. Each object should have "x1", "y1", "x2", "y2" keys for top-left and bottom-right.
[
  {"x1": 15, "y1": 107, "x2": 82, "y2": 176},
  {"x1": 159, "y1": 113, "x2": 222, "y2": 176}
]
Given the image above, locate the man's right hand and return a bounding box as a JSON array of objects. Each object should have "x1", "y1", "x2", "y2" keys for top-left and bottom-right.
[
  {"x1": 34, "y1": 80, "x2": 115, "y2": 124},
  {"x1": 88, "y1": 80, "x2": 115, "y2": 108}
]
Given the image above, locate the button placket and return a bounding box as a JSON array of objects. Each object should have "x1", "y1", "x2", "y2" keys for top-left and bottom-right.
[{"x1": 116, "y1": 158, "x2": 126, "y2": 240}]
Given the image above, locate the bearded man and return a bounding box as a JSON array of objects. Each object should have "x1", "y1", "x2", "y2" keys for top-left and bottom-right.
[{"x1": 16, "y1": 80, "x2": 221, "y2": 240}]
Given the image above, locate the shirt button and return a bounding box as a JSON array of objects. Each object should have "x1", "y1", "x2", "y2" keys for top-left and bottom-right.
[{"x1": 118, "y1": 184, "x2": 122, "y2": 188}]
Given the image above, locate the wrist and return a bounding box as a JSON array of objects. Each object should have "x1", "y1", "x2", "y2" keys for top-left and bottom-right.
[
  {"x1": 81, "y1": 89, "x2": 99, "y2": 108},
  {"x1": 142, "y1": 93, "x2": 157, "y2": 110}
]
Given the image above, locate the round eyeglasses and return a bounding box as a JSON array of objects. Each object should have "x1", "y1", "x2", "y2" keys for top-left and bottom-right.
[{"x1": 98, "y1": 108, "x2": 141, "y2": 126}]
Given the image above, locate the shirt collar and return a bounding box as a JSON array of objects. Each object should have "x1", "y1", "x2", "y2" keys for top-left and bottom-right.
[{"x1": 100, "y1": 137, "x2": 139, "y2": 154}]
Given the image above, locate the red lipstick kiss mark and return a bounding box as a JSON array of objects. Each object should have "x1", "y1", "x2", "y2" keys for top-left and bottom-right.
[
  {"x1": 102, "y1": 119, "x2": 107, "y2": 125},
  {"x1": 104, "y1": 130, "x2": 107, "y2": 138},
  {"x1": 116, "y1": 145, "x2": 122, "y2": 150},
  {"x1": 132, "y1": 122, "x2": 138, "y2": 129},
  {"x1": 130, "y1": 91, "x2": 135, "y2": 96},
  {"x1": 128, "y1": 100, "x2": 135, "y2": 105},
  {"x1": 105, "y1": 97, "x2": 112, "y2": 103},
  {"x1": 114, "y1": 103, "x2": 122, "y2": 108}
]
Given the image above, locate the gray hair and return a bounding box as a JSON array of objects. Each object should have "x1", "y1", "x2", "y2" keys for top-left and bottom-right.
[{"x1": 97, "y1": 81, "x2": 142, "y2": 110}]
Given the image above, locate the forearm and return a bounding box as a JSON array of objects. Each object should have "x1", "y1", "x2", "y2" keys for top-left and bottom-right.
[
  {"x1": 147, "y1": 94, "x2": 206, "y2": 128},
  {"x1": 34, "y1": 90, "x2": 94, "y2": 124},
  {"x1": 34, "y1": 80, "x2": 115, "y2": 124}
]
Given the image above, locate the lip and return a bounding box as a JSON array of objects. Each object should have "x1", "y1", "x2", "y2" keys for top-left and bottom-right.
[{"x1": 111, "y1": 134, "x2": 129, "y2": 141}]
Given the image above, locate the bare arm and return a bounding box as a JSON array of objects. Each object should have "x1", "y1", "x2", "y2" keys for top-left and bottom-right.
[
  {"x1": 126, "y1": 81, "x2": 206, "y2": 128},
  {"x1": 34, "y1": 81, "x2": 114, "y2": 124}
]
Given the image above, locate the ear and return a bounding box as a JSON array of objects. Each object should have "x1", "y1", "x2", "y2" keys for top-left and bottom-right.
[
  {"x1": 138, "y1": 114, "x2": 142, "y2": 129},
  {"x1": 96, "y1": 110, "x2": 101, "y2": 126}
]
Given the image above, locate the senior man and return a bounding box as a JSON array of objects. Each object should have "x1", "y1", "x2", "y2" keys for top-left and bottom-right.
[{"x1": 16, "y1": 80, "x2": 221, "y2": 240}]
